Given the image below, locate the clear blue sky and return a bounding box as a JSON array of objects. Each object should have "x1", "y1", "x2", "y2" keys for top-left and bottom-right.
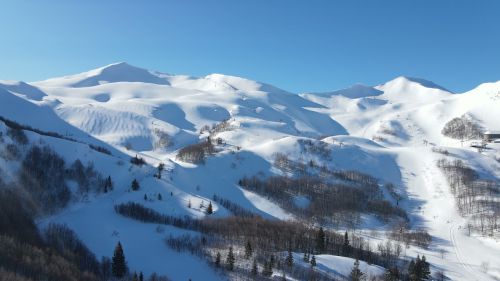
[{"x1": 1, "y1": 0, "x2": 499, "y2": 93}]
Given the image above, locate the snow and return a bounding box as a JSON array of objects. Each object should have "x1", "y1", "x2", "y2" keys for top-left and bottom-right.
[
  {"x1": 1, "y1": 63, "x2": 500, "y2": 280},
  {"x1": 34, "y1": 62, "x2": 170, "y2": 88},
  {"x1": 293, "y1": 253, "x2": 385, "y2": 280}
]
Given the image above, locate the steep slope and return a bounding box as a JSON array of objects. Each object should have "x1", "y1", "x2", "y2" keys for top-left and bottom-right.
[{"x1": 30, "y1": 64, "x2": 347, "y2": 154}]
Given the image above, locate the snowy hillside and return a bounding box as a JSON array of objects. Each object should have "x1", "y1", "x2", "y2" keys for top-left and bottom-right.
[{"x1": 1, "y1": 63, "x2": 499, "y2": 281}]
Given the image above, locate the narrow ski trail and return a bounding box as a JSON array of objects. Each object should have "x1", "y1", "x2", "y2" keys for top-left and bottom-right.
[{"x1": 393, "y1": 146, "x2": 493, "y2": 281}]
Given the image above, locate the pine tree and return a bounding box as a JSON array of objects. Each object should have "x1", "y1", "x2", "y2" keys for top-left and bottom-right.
[
  {"x1": 132, "y1": 272, "x2": 138, "y2": 281},
  {"x1": 349, "y1": 259, "x2": 364, "y2": 281},
  {"x1": 111, "y1": 241, "x2": 127, "y2": 278},
  {"x1": 215, "y1": 252, "x2": 221, "y2": 268},
  {"x1": 144, "y1": 194, "x2": 148, "y2": 201},
  {"x1": 408, "y1": 259, "x2": 417, "y2": 281},
  {"x1": 310, "y1": 255, "x2": 317, "y2": 267},
  {"x1": 384, "y1": 267, "x2": 400, "y2": 281},
  {"x1": 206, "y1": 201, "x2": 213, "y2": 214},
  {"x1": 262, "y1": 260, "x2": 273, "y2": 277},
  {"x1": 303, "y1": 252, "x2": 309, "y2": 262},
  {"x1": 421, "y1": 255, "x2": 431, "y2": 280},
  {"x1": 342, "y1": 231, "x2": 351, "y2": 256},
  {"x1": 187, "y1": 199, "x2": 191, "y2": 208},
  {"x1": 131, "y1": 179, "x2": 140, "y2": 191},
  {"x1": 157, "y1": 193, "x2": 162, "y2": 200},
  {"x1": 409, "y1": 255, "x2": 430, "y2": 281},
  {"x1": 251, "y1": 259, "x2": 258, "y2": 276},
  {"x1": 226, "y1": 246, "x2": 235, "y2": 271},
  {"x1": 156, "y1": 163, "x2": 165, "y2": 179},
  {"x1": 244, "y1": 240, "x2": 253, "y2": 259},
  {"x1": 139, "y1": 271, "x2": 144, "y2": 281},
  {"x1": 104, "y1": 175, "x2": 113, "y2": 192},
  {"x1": 286, "y1": 244, "x2": 294, "y2": 268},
  {"x1": 316, "y1": 227, "x2": 325, "y2": 254}
]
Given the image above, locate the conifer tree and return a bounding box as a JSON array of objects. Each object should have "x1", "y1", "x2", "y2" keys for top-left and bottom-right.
[
  {"x1": 409, "y1": 255, "x2": 431, "y2": 281},
  {"x1": 112, "y1": 241, "x2": 127, "y2": 278},
  {"x1": 349, "y1": 259, "x2": 364, "y2": 281},
  {"x1": 251, "y1": 259, "x2": 258, "y2": 276},
  {"x1": 206, "y1": 201, "x2": 213, "y2": 214},
  {"x1": 303, "y1": 252, "x2": 309, "y2": 262},
  {"x1": 132, "y1": 272, "x2": 138, "y2": 281},
  {"x1": 215, "y1": 252, "x2": 221, "y2": 268},
  {"x1": 408, "y1": 259, "x2": 417, "y2": 281},
  {"x1": 310, "y1": 255, "x2": 317, "y2": 267},
  {"x1": 384, "y1": 267, "x2": 400, "y2": 281},
  {"x1": 226, "y1": 246, "x2": 235, "y2": 271},
  {"x1": 342, "y1": 231, "x2": 351, "y2": 256},
  {"x1": 262, "y1": 260, "x2": 273, "y2": 277},
  {"x1": 139, "y1": 271, "x2": 144, "y2": 281},
  {"x1": 144, "y1": 194, "x2": 148, "y2": 201},
  {"x1": 244, "y1": 240, "x2": 253, "y2": 259},
  {"x1": 286, "y1": 244, "x2": 294, "y2": 268},
  {"x1": 316, "y1": 227, "x2": 325, "y2": 253},
  {"x1": 104, "y1": 175, "x2": 113, "y2": 192},
  {"x1": 157, "y1": 193, "x2": 162, "y2": 200},
  {"x1": 131, "y1": 179, "x2": 140, "y2": 191},
  {"x1": 421, "y1": 255, "x2": 431, "y2": 280},
  {"x1": 156, "y1": 163, "x2": 165, "y2": 179}
]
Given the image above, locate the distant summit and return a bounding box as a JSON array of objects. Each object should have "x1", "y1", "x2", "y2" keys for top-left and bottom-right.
[
  {"x1": 34, "y1": 62, "x2": 170, "y2": 88},
  {"x1": 380, "y1": 76, "x2": 452, "y2": 93}
]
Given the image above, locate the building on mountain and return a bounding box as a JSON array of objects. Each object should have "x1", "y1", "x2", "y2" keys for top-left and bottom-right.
[{"x1": 483, "y1": 131, "x2": 500, "y2": 142}]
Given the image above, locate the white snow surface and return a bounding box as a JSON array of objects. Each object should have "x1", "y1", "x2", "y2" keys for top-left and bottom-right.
[{"x1": 1, "y1": 63, "x2": 500, "y2": 280}]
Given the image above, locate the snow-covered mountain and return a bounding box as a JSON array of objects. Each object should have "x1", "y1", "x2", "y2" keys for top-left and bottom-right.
[{"x1": 1, "y1": 63, "x2": 499, "y2": 281}]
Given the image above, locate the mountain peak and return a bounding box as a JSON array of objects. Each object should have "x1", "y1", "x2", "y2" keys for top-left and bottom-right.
[
  {"x1": 34, "y1": 62, "x2": 170, "y2": 88},
  {"x1": 382, "y1": 76, "x2": 452, "y2": 93}
]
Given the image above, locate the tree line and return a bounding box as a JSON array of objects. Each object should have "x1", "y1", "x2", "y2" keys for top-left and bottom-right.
[{"x1": 238, "y1": 175, "x2": 407, "y2": 227}]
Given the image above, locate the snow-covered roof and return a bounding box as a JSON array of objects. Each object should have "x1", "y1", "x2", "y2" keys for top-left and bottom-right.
[{"x1": 484, "y1": 131, "x2": 500, "y2": 135}]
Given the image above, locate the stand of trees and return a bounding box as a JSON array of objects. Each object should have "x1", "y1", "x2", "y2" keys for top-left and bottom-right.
[
  {"x1": 297, "y1": 139, "x2": 332, "y2": 160},
  {"x1": 441, "y1": 115, "x2": 483, "y2": 140},
  {"x1": 389, "y1": 224, "x2": 432, "y2": 249},
  {"x1": 19, "y1": 146, "x2": 71, "y2": 213},
  {"x1": 130, "y1": 155, "x2": 146, "y2": 166},
  {"x1": 0, "y1": 188, "x2": 101, "y2": 281},
  {"x1": 438, "y1": 158, "x2": 500, "y2": 236},
  {"x1": 239, "y1": 175, "x2": 407, "y2": 226},
  {"x1": 153, "y1": 128, "x2": 173, "y2": 150},
  {"x1": 115, "y1": 201, "x2": 401, "y2": 271},
  {"x1": 212, "y1": 194, "x2": 256, "y2": 218},
  {"x1": 176, "y1": 139, "x2": 215, "y2": 164},
  {"x1": 68, "y1": 159, "x2": 105, "y2": 195},
  {"x1": 1, "y1": 116, "x2": 111, "y2": 155},
  {"x1": 16, "y1": 145, "x2": 108, "y2": 213}
]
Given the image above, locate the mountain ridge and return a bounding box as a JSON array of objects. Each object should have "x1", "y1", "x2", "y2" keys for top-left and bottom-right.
[{"x1": 27, "y1": 62, "x2": 500, "y2": 97}]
